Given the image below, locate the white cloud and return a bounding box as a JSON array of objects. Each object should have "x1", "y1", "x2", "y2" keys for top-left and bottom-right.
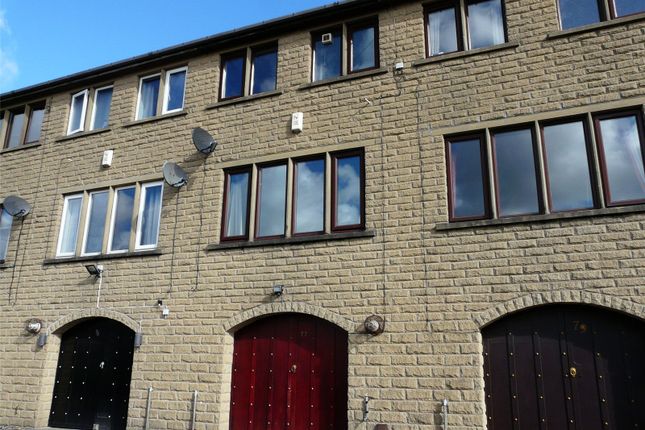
[{"x1": 0, "y1": 8, "x2": 19, "y2": 92}]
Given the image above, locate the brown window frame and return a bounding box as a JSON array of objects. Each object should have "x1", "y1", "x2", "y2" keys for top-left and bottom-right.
[
  {"x1": 249, "y1": 43, "x2": 279, "y2": 95},
  {"x1": 220, "y1": 166, "x2": 252, "y2": 242},
  {"x1": 490, "y1": 124, "x2": 544, "y2": 218},
  {"x1": 291, "y1": 155, "x2": 327, "y2": 237},
  {"x1": 311, "y1": 26, "x2": 343, "y2": 82},
  {"x1": 24, "y1": 102, "x2": 46, "y2": 145},
  {"x1": 254, "y1": 161, "x2": 288, "y2": 241},
  {"x1": 424, "y1": 1, "x2": 465, "y2": 58},
  {"x1": 219, "y1": 50, "x2": 247, "y2": 102},
  {"x1": 4, "y1": 108, "x2": 26, "y2": 149},
  {"x1": 593, "y1": 108, "x2": 645, "y2": 207},
  {"x1": 539, "y1": 116, "x2": 600, "y2": 213},
  {"x1": 346, "y1": 18, "x2": 380, "y2": 74},
  {"x1": 609, "y1": 0, "x2": 645, "y2": 18},
  {"x1": 445, "y1": 133, "x2": 491, "y2": 222},
  {"x1": 331, "y1": 148, "x2": 366, "y2": 232}
]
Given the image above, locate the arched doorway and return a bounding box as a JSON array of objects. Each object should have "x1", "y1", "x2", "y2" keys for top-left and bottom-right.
[
  {"x1": 229, "y1": 313, "x2": 348, "y2": 429},
  {"x1": 482, "y1": 304, "x2": 645, "y2": 429},
  {"x1": 49, "y1": 318, "x2": 135, "y2": 430}
]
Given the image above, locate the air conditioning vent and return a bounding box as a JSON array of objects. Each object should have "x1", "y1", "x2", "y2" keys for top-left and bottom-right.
[{"x1": 321, "y1": 33, "x2": 333, "y2": 45}]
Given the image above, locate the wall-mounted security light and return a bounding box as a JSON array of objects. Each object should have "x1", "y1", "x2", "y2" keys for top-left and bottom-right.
[
  {"x1": 85, "y1": 264, "x2": 104, "y2": 277},
  {"x1": 134, "y1": 332, "x2": 143, "y2": 348},
  {"x1": 364, "y1": 315, "x2": 385, "y2": 335},
  {"x1": 37, "y1": 333, "x2": 48, "y2": 348},
  {"x1": 272, "y1": 285, "x2": 284, "y2": 297},
  {"x1": 25, "y1": 318, "x2": 43, "y2": 334}
]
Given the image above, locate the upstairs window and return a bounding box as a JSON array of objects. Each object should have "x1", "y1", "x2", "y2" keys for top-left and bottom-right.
[
  {"x1": 0, "y1": 206, "x2": 13, "y2": 262},
  {"x1": 56, "y1": 181, "x2": 164, "y2": 258},
  {"x1": 219, "y1": 44, "x2": 278, "y2": 101},
  {"x1": 425, "y1": 0, "x2": 506, "y2": 57},
  {"x1": 557, "y1": 0, "x2": 645, "y2": 30},
  {"x1": 136, "y1": 67, "x2": 187, "y2": 120},
  {"x1": 67, "y1": 86, "x2": 113, "y2": 135},
  {"x1": 3, "y1": 102, "x2": 45, "y2": 149},
  {"x1": 312, "y1": 18, "x2": 379, "y2": 81}
]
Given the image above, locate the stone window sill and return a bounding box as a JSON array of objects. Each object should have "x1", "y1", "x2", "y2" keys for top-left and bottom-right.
[
  {"x1": 206, "y1": 90, "x2": 282, "y2": 110},
  {"x1": 43, "y1": 249, "x2": 163, "y2": 265},
  {"x1": 435, "y1": 204, "x2": 645, "y2": 231},
  {"x1": 0, "y1": 142, "x2": 41, "y2": 154},
  {"x1": 297, "y1": 68, "x2": 388, "y2": 91},
  {"x1": 413, "y1": 42, "x2": 519, "y2": 67},
  {"x1": 0, "y1": 262, "x2": 13, "y2": 270},
  {"x1": 55, "y1": 127, "x2": 111, "y2": 142},
  {"x1": 208, "y1": 229, "x2": 376, "y2": 250},
  {"x1": 123, "y1": 111, "x2": 187, "y2": 128},
  {"x1": 546, "y1": 12, "x2": 645, "y2": 40}
]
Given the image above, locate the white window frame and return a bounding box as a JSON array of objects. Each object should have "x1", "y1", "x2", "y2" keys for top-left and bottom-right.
[
  {"x1": 107, "y1": 185, "x2": 136, "y2": 254},
  {"x1": 80, "y1": 190, "x2": 108, "y2": 257},
  {"x1": 56, "y1": 194, "x2": 83, "y2": 257},
  {"x1": 135, "y1": 73, "x2": 161, "y2": 120},
  {"x1": 67, "y1": 90, "x2": 89, "y2": 135},
  {"x1": 161, "y1": 67, "x2": 187, "y2": 114},
  {"x1": 0, "y1": 206, "x2": 13, "y2": 262},
  {"x1": 89, "y1": 85, "x2": 114, "y2": 130},
  {"x1": 135, "y1": 181, "x2": 164, "y2": 251}
]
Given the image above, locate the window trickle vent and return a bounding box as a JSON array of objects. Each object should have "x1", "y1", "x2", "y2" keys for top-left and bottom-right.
[{"x1": 321, "y1": 33, "x2": 333, "y2": 44}]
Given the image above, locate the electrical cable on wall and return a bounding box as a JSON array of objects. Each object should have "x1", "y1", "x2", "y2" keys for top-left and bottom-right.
[
  {"x1": 192, "y1": 160, "x2": 208, "y2": 292},
  {"x1": 167, "y1": 190, "x2": 181, "y2": 294}
]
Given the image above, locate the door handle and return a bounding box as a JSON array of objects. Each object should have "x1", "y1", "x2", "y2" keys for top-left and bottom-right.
[
  {"x1": 569, "y1": 367, "x2": 577, "y2": 378},
  {"x1": 99, "y1": 361, "x2": 105, "y2": 369},
  {"x1": 289, "y1": 364, "x2": 297, "y2": 374}
]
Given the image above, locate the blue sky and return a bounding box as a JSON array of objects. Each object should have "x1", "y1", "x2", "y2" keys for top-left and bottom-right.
[{"x1": 0, "y1": 0, "x2": 334, "y2": 93}]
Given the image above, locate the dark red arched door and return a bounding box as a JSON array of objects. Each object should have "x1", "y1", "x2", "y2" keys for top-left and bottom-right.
[
  {"x1": 483, "y1": 305, "x2": 645, "y2": 430},
  {"x1": 230, "y1": 313, "x2": 348, "y2": 430},
  {"x1": 49, "y1": 318, "x2": 135, "y2": 430}
]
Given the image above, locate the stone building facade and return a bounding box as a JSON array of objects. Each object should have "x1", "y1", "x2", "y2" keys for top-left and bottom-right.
[{"x1": 0, "y1": 0, "x2": 644, "y2": 429}]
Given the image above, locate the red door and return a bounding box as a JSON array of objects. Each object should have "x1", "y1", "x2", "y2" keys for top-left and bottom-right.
[{"x1": 230, "y1": 313, "x2": 348, "y2": 430}]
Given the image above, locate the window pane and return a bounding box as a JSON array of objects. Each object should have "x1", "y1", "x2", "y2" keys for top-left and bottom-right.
[
  {"x1": 0, "y1": 208, "x2": 13, "y2": 261},
  {"x1": 224, "y1": 171, "x2": 250, "y2": 238},
  {"x1": 138, "y1": 76, "x2": 160, "y2": 119},
  {"x1": 166, "y1": 70, "x2": 186, "y2": 112},
  {"x1": 335, "y1": 155, "x2": 362, "y2": 227},
  {"x1": 558, "y1": 0, "x2": 601, "y2": 29},
  {"x1": 351, "y1": 25, "x2": 376, "y2": 71},
  {"x1": 494, "y1": 129, "x2": 540, "y2": 216},
  {"x1": 614, "y1": 0, "x2": 645, "y2": 17},
  {"x1": 110, "y1": 187, "x2": 135, "y2": 252},
  {"x1": 467, "y1": 0, "x2": 505, "y2": 49},
  {"x1": 428, "y1": 8, "x2": 459, "y2": 56},
  {"x1": 138, "y1": 184, "x2": 163, "y2": 247},
  {"x1": 251, "y1": 49, "x2": 277, "y2": 95},
  {"x1": 25, "y1": 107, "x2": 44, "y2": 143},
  {"x1": 598, "y1": 115, "x2": 645, "y2": 204},
  {"x1": 313, "y1": 30, "x2": 341, "y2": 81},
  {"x1": 83, "y1": 191, "x2": 108, "y2": 254},
  {"x1": 6, "y1": 112, "x2": 25, "y2": 149},
  {"x1": 294, "y1": 159, "x2": 325, "y2": 233},
  {"x1": 257, "y1": 165, "x2": 287, "y2": 237},
  {"x1": 58, "y1": 196, "x2": 82, "y2": 255},
  {"x1": 543, "y1": 121, "x2": 595, "y2": 211},
  {"x1": 222, "y1": 56, "x2": 245, "y2": 99},
  {"x1": 69, "y1": 93, "x2": 86, "y2": 133},
  {"x1": 449, "y1": 139, "x2": 487, "y2": 218},
  {"x1": 92, "y1": 87, "x2": 113, "y2": 130}
]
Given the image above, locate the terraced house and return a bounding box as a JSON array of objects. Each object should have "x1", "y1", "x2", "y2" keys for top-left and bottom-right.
[{"x1": 1, "y1": 0, "x2": 644, "y2": 428}]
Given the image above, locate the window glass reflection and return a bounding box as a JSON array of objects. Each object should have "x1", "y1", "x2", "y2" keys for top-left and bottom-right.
[
  {"x1": 83, "y1": 191, "x2": 108, "y2": 255},
  {"x1": 614, "y1": 0, "x2": 645, "y2": 17},
  {"x1": 6, "y1": 112, "x2": 24, "y2": 148},
  {"x1": 222, "y1": 56, "x2": 245, "y2": 99},
  {"x1": 251, "y1": 49, "x2": 277, "y2": 94},
  {"x1": 467, "y1": 0, "x2": 505, "y2": 49},
  {"x1": 543, "y1": 121, "x2": 595, "y2": 211},
  {"x1": 494, "y1": 129, "x2": 540, "y2": 216},
  {"x1": 225, "y1": 172, "x2": 250, "y2": 238},
  {"x1": 92, "y1": 87, "x2": 113, "y2": 130},
  {"x1": 428, "y1": 7, "x2": 459, "y2": 55},
  {"x1": 257, "y1": 165, "x2": 287, "y2": 237},
  {"x1": 25, "y1": 107, "x2": 44, "y2": 143},
  {"x1": 138, "y1": 77, "x2": 160, "y2": 119},
  {"x1": 139, "y1": 184, "x2": 163, "y2": 247},
  {"x1": 313, "y1": 30, "x2": 342, "y2": 81},
  {"x1": 558, "y1": 0, "x2": 601, "y2": 29},
  {"x1": 110, "y1": 187, "x2": 135, "y2": 252},
  {"x1": 294, "y1": 159, "x2": 325, "y2": 234},
  {"x1": 166, "y1": 70, "x2": 186, "y2": 111},
  {"x1": 58, "y1": 196, "x2": 82, "y2": 255},
  {"x1": 598, "y1": 115, "x2": 645, "y2": 204},
  {"x1": 335, "y1": 155, "x2": 362, "y2": 227},
  {"x1": 450, "y1": 139, "x2": 487, "y2": 218},
  {"x1": 351, "y1": 25, "x2": 376, "y2": 71},
  {"x1": 0, "y1": 207, "x2": 13, "y2": 261}
]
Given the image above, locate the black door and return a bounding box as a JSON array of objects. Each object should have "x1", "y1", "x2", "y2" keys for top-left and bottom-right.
[
  {"x1": 49, "y1": 318, "x2": 135, "y2": 430},
  {"x1": 483, "y1": 305, "x2": 645, "y2": 429}
]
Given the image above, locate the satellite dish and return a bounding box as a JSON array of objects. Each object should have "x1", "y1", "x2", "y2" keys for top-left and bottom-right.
[
  {"x1": 3, "y1": 195, "x2": 32, "y2": 218},
  {"x1": 162, "y1": 162, "x2": 189, "y2": 188},
  {"x1": 192, "y1": 127, "x2": 217, "y2": 154}
]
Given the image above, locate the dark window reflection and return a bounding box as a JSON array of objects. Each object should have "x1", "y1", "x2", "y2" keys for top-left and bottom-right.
[
  {"x1": 6, "y1": 111, "x2": 25, "y2": 148},
  {"x1": 110, "y1": 187, "x2": 135, "y2": 252},
  {"x1": 559, "y1": 0, "x2": 602, "y2": 29},
  {"x1": 428, "y1": 7, "x2": 459, "y2": 56},
  {"x1": 251, "y1": 48, "x2": 278, "y2": 95},
  {"x1": 313, "y1": 29, "x2": 341, "y2": 81},
  {"x1": 449, "y1": 138, "x2": 487, "y2": 218},
  {"x1": 350, "y1": 24, "x2": 376, "y2": 71},
  {"x1": 614, "y1": 0, "x2": 645, "y2": 17},
  {"x1": 494, "y1": 128, "x2": 540, "y2": 216},
  {"x1": 543, "y1": 121, "x2": 595, "y2": 211},
  {"x1": 257, "y1": 165, "x2": 287, "y2": 237},
  {"x1": 84, "y1": 191, "x2": 109, "y2": 254},
  {"x1": 335, "y1": 155, "x2": 362, "y2": 227},
  {"x1": 294, "y1": 159, "x2": 325, "y2": 233},
  {"x1": 225, "y1": 171, "x2": 250, "y2": 238},
  {"x1": 467, "y1": 0, "x2": 505, "y2": 49},
  {"x1": 92, "y1": 87, "x2": 113, "y2": 130},
  {"x1": 222, "y1": 55, "x2": 245, "y2": 99},
  {"x1": 25, "y1": 107, "x2": 45, "y2": 143},
  {"x1": 598, "y1": 115, "x2": 645, "y2": 204},
  {"x1": 166, "y1": 70, "x2": 186, "y2": 111}
]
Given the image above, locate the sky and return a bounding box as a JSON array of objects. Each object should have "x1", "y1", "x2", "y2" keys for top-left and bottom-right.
[{"x1": 0, "y1": 0, "x2": 334, "y2": 94}]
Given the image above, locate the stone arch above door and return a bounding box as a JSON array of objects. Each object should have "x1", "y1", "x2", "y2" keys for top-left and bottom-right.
[{"x1": 46, "y1": 307, "x2": 140, "y2": 335}]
